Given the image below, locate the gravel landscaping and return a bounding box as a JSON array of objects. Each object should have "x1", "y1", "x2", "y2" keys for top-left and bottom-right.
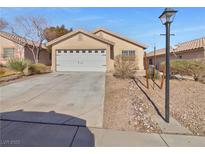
[
  {"x1": 103, "y1": 73, "x2": 162, "y2": 133},
  {"x1": 103, "y1": 73, "x2": 205, "y2": 136},
  {"x1": 133, "y1": 77, "x2": 205, "y2": 136}
]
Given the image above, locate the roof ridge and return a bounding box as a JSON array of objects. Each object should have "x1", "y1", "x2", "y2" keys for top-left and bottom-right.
[
  {"x1": 176, "y1": 36, "x2": 205, "y2": 45},
  {"x1": 46, "y1": 29, "x2": 114, "y2": 46},
  {"x1": 92, "y1": 27, "x2": 148, "y2": 49}
]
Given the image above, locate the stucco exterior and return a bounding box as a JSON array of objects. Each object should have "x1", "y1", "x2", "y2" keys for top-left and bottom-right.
[
  {"x1": 51, "y1": 32, "x2": 112, "y2": 71},
  {"x1": 0, "y1": 36, "x2": 24, "y2": 65},
  {"x1": 147, "y1": 48, "x2": 205, "y2": 70},
  {"x1": 94, "y1": 30, "x2": 145, "y2": 70},
  {"x1": 48, "y1": 29, "x2": 147, "y2": 72},
  {"x1": 0, "y1": 34, "x2": 51, "y2": 66}
]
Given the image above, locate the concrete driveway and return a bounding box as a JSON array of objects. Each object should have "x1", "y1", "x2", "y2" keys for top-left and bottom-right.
[{"x1": 0, "y1": 72, "x2": 105, "y2": 128}]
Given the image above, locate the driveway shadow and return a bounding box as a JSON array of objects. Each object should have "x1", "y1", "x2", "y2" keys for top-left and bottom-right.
[
  {"x1": 133, "y1": 78, "x2": 166, "y2": 121},
  {"x1": 0, "y1": 110, "x2": 95, "y2": 147}
]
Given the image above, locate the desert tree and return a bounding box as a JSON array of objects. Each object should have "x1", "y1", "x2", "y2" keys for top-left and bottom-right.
[
  {"x1": 12, "y1": 16, "x2": 48, "y2": 64},
  {"x1": 44, "y1": 24, "x2": 72, "y2": 42},
  {"x1": 0, "y1": 18, "x2": 8, "y2": 30}
]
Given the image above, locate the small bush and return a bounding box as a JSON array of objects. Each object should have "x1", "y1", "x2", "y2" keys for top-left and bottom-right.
[
  {"x1": 29, "y1": 63, "x2": 47, "y2": 74},
  {"x1": 160, "y1": 59, "x2": 205, "y2": 81},
  {"x1": 113, "y1": 55, "x2": 138, "y2": 79},
  {"x1": 7, "y1": 58, "x2": 30, "y2": 73}
]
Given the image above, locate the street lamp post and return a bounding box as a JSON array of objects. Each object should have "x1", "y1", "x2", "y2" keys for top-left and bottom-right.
[{"x1": 159, "y1": 8, "x2": 177, "y2": 123}]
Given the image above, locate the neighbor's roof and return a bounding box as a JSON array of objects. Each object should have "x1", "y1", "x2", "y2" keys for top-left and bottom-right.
[
  {"x1": 175, "y1": 37, "x2": 205, "y2": 52},
  {"x1": 146, "y1": 48, "x2": 174, "y2": 57},
  {"x1": 0, "y1": 31, "x2": 46, "y2": 49},
  {"x1": 46, "y1": 29, "x2": 115, "y2": 46},
  {"x1": 92, "y1": 28, "x2": 148, "y2": 49},
  {"x1": 147, "y1": 36, "x2": 205, "y2": 57}
]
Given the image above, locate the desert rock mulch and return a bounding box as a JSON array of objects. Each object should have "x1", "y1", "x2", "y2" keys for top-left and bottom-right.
[
  {"x1": 134, "y1": 77, "x2": 205, "y2": 136},
  {"x1": 103, "y1": 74, "x2": 161, "y2": 133}
]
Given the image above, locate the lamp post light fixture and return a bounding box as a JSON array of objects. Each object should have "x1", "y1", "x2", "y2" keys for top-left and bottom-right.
[{"x1": 159, "y1": 8, "x2": 177, "y2": 123}]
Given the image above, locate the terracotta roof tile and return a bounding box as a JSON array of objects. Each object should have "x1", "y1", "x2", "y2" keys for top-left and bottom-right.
[
  {"x1": 46, "y1": 29, "x2": 115, "y2": 46},
  {"x1": 146, "y1": 48, "x2": 174, "y2": 57},
  {"x1": 175, "y1": 37, "x2": 205, "y2": 52},
  {"x1": 0, "y1": 31, "x2": 46, "y2": 49},
  {"x1": 147, "y1": 37, "x2": 205, "y2": 57},
  {"x1": 92, "y1": 28, "x2": 148, "y2": 49}
]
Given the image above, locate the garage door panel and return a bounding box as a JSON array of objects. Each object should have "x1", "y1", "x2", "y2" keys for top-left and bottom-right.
[
  {"x1": 56, "y1": 49, "x2": 106, "y2": 72},
  {"x1": 57, "y1": 66, "x2": 106, "y2": 72}
]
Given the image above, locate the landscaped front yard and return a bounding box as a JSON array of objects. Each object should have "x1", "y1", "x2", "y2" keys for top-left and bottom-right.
[
  {"x1": 103, "y1": 73, "x2": 162, "y2": 133},
  {"x1": 103, "y1": 73, "x2": 205, "y2": 136}
]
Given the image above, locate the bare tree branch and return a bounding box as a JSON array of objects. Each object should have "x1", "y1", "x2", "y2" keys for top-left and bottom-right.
[
  {"x1": 12, "y1": 16, "x2": 48, "y2": 63},
  {"x1": 0, "y1": 18, "x2": 8, "y2": 30}
]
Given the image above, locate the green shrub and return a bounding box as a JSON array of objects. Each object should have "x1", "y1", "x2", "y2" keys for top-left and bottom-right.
[
  {"x1": 160, "y1": 59, "x2": 205, "y2": 81},
  {"x1": 113, "y1": 55, "x2": 138, "y2": 79},
  {"x1": 29, "y1": 63, "x2": 47, "y2": 74},
  {"x1": 7, "y1": 58, "x2": 30, "y2": 73}
]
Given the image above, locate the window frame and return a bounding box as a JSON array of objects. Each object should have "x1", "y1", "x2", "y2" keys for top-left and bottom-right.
[
  {"x1": 122, "y1": 50, "x2": 136, "y2": 57},
  {"x1": 3, "y1": 48, "x2": 15, "y2": 59}
]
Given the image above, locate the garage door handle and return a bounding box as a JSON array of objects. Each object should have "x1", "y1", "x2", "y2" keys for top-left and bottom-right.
[
  {"x1": 102, "y1": 54, "x2": 106, "y2": 56},
  {"x1": 102, "y1": 65, "x2": 106, "y2": 66}
]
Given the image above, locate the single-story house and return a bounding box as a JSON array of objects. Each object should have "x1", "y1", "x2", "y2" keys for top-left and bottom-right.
[
  {"x1": 146, "y1": 37, "x2": 205, "y2": 69},
  {"x1": 46, "y1": 28, "x2": 148, "y2": 72},
  {"x1": 0, "y1": 31, "x2": 51, "y2": 66}
]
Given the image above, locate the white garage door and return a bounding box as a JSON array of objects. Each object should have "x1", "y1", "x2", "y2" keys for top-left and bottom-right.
[{"x1": 56, "y1": 49, "x2": 106, "y2": 72}]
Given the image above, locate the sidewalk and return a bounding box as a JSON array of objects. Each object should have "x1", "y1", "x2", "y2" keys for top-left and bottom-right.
[{"x1": 89, "y1": 128, "x2": 205, "y2": 147}]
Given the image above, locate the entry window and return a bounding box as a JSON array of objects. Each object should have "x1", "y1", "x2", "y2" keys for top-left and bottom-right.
[
  {"x1": 89, "y1": 50, "x2": 92, "y2": 53},
  {"x1": 95, "y1": 50, "x2": 98, "y2": 53},
  {"x1": 76, "y1": 51, "x2": 79, "y2": 53},
  {"x1": 101, "y1": 50, "x2": 105, "y2": 53},
  {"x1": 179, "y1": 55, "x2": 182, "y2": 59},
  {"x1": 64, "y1": 51, "x2": 67, "y2": 53},
  {"x1": 70, "y1": 51, "x2": 73, "y2": 53},
  {"x1": 3, "y1": 48, "x2": 14, "y2": 58},
  {"x1": 122, "y1": 50, "x2": 135, "y2": 57},
  {"x1": 82, "y1": 50, "x2": 86, "y2": 53}
]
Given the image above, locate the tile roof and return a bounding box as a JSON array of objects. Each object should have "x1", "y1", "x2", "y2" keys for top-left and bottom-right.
[
  {"x1": 175, "y1": 37, "x2": 205, "y2": 52},
  {"x1": 46, "y1": 29, "x2": 115, "y2": 46},
  {"x1": 147, "y1": 37, "x2": 205, "y2": 57},
  {"x1": 146, "y1": 48, "x2": 174, "y2": 57},
  {"x1": 0, "y1": 31, "x2": 27, "y2": 45},
  {"x1": 92, "y1": 28, "x2": 148, "y2": 49},
  {"x1": 0, "y1": 31, "x2": 46, "y2": 49}
]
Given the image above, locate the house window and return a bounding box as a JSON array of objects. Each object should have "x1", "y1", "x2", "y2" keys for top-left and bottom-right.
[
  {"x1": 3, "y1": 48, "x2": 14, "y2": 58},
  {"x1": 122, "y1": 50, "x2": 135, "y2": 57}
]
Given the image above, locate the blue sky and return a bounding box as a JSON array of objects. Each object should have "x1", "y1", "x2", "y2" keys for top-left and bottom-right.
[{"x1": 1, "y1": 7, "x2": 205, "y2": 51}]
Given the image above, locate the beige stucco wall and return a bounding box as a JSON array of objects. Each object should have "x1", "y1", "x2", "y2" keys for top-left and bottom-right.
[
  {"x1": 51, "y1": 32, "x2": 111, "y2": 72},
  {"x1": 147, "y1": 48, "x2": 205, "y2": 70},
  {"x1": 95, "y1": 31, "x2": 145, "y2": 70},
  {"x1": 0, "y1": 36, "x2": 24, "y2": 65},
  {"x1": 24, "y1": 46, "x2": 51, "y2": 65}
]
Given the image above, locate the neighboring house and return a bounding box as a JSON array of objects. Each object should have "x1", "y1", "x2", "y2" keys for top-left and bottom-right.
[
  {"x1": 0, "y1": 31, "x2": 51, "y2": 66},
  {"x1": 46, "y1": 28, "x2": 148, "y2": 72},
  {"x1": 146, "y1": 37, "x2": 205, "y2": 69}
]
